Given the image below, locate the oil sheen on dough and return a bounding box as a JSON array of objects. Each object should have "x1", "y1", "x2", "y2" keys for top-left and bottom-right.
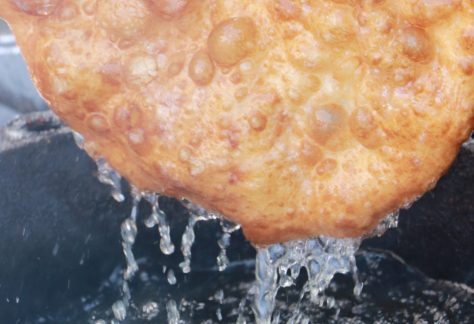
[{"x1": 1, "y1": 0, "x2": 473, "y2": 244}]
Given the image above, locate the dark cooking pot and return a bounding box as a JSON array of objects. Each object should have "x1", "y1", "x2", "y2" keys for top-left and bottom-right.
[{"x1": 0, "y1": 112, "x2": 473, "y2": 323}]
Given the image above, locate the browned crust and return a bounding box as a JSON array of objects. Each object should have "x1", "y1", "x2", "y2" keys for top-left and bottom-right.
[{"x1": 2, "y1": 0, "x2": 473, "y2": 244}]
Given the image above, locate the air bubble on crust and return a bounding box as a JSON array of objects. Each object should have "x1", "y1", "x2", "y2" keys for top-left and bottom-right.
[
  {"x1": 248, "y1": 112, "x2": 267, "y2": 132},
  {"x1": 273, "y1": 0, "x2": 301, "y2": 20},
  {"x1": 208, "y1": 17, "x2": 258, "y2": 67},
  {"x1": 13, "y1": 0, "x2": 61, "y2": 16},
  {"x1": 57, "y1": 3, "x2": 78, "y2": 20},
  {"x1": 310, "y1": 103, "x2": 348, "y2": 149},
  {"x1": 461, "y1": 26, "x2": 474, "y2": 53},
  {"x1": 190, "y1": 162, "x2": 205, "y2": 176},
  {"x1": 189, "y1": 51, "x2": 215, "y2": 86},
  {"x1": 178, "y1": 146, "x2": 192, "y2": 162},
  {"x1": 401, "y1": 27, "x2": 433, "y2": 63},
  {"x1": 151, "y1": 0, "x2": 190, "y2": 18},
  {"x1": 128, "y1": 128, "x2": 146, "y2": 146},
  {"x1": 349, "y1": 107, "x2": 386, "y2": 149},
  {"x1": 316, "y1": 158, "x2": 338, "y2": 176},
  {"x1": 81, "y1": 0, "x2": 97, "y2": 16},
  {"x1": 287, "y1": 32, "x2": 326, "y2": 70},
  {"x1": 97, "y1": 0, "x2": 151, "y2": 40},
  {"x1": 86, "y1": 113, "x2": 110, "y2": 133},
  {"x1": 126, "y1": 55, "x2": 158, "y2": 85}
]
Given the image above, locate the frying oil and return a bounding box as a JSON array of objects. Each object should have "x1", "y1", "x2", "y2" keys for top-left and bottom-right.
[{"x1": 82, "y1": 138, "x2": 401, "y2": 323}]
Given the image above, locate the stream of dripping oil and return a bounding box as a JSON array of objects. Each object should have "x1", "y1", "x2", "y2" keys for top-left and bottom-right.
[{"x1": 73, "y1": 131, "x2": 402, "y2": 323}]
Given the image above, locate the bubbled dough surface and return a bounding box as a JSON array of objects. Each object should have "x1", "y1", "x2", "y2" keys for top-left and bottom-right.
[{"x1": 2, "y1": 0, "x2": 474, "y2": 244}]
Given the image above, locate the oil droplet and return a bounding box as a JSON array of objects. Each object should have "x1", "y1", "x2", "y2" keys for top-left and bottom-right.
[
  {"x1": 217, "y1": 232, "x2": 231, "y2": 271},
  {"x1": 112, "y1": 300, "x2": 127, "y2": 321},
  {"x1": 95, "y1": 158, "x2": 125, "y2": 202},
  {"x1": 142, "y1": 301, "x2": 159, "y2": 320},
  {"x1": 167, "y1": 269, "x2": 177, "y2": 285},
  {"x1": 214, "y1": 289, "x2": 225, "y2": 321},
  {"x1": 121, "y1": 193, "x2": 140, "y2": 280},
  {"x1": 144, "y1": 194, "x2": 176, "y2": 255},
  {"x1": 166, "y1": 299, "x2": 181, "y2": 324},
  {"x1": 252, "y1": 237, "x2": 361, "y2": 323},
  {"x1": 179, "y1": 216, "x2": 197, "y2": 273}
]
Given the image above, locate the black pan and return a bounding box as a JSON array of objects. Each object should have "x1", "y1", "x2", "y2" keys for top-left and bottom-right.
[{"x1": 0, "y1": 112, "x2": 472, "y2": 323}]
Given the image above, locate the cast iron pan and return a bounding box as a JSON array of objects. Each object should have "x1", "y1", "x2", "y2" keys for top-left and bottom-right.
[{"x1": 0, "y1": 113, "x2": 473, "y2": 323}]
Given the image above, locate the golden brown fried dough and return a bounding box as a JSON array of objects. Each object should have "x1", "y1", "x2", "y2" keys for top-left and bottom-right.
[{"x1": 1, "y1": 0, "x2": 473, "y2": 245}]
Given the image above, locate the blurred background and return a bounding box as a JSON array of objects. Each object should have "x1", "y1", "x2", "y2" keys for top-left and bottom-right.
[{"x1": 0, "y1": 19, "x2": 48, "y2": 126}]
